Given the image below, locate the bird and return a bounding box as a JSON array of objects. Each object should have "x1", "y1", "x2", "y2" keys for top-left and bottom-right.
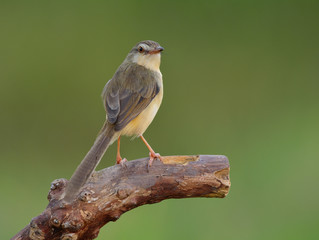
[{"x1": 63, "y1": 40, "x2": 164, "y2": 202}]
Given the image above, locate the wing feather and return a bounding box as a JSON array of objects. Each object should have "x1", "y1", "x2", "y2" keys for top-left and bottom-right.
[{"x1": 102, "y1": 63, "x2": 160, "y2": 131}]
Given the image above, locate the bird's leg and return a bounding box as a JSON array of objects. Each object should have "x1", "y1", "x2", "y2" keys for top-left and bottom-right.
[
  {"x1": 140, "y1": 135, "x2": 162, "y2": 166},
  {"x1": 116, "y1": 136, "x2": 127, "y2": 166}
]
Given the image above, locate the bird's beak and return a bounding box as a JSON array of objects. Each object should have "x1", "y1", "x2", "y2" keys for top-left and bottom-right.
[{"x1": 149, "y1": 46, "x2": 164, "y2": 54}]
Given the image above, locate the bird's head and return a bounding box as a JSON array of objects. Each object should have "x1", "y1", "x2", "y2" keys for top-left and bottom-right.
[{"x1": 127, "y1": 40, "x2": 164, "y2": 71}]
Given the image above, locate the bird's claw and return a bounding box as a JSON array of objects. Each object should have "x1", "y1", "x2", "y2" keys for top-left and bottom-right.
[
  {"x1": 117, "y1": 157, "x2": 128, "y2": 168},
  {"x1": 148, "y1": 152, "x2": 162, "y2": 168},
  {"x1": 120, "y1": 158, "x2": 128, "y2": 168}
]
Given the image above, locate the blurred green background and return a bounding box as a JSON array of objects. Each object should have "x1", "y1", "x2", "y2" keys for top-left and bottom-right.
[{"x1": 1, "y1": 0, "x2": 319, "y2": 239}]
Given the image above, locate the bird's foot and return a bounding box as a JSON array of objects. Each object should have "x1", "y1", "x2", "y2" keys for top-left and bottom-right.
[
  {"x1": 116, "y1": 157, "x2": 128, "y2": 167},
  {"x1": 148, "y1": 152, "x2": 162, "y2": 168}
]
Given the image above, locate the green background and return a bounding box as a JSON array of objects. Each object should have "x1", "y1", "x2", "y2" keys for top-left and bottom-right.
[{"x1": 1, "y1": 0, "x2": 319, "y2": 239}]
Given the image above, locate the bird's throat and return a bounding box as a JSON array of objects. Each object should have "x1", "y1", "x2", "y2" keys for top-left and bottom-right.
[{"x1": 134, "y1": 54, "x2": 161, "y2": 72}]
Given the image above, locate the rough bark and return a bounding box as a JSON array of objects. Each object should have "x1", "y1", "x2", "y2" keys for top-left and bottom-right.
[{"x1": 12, "y1": 155, "x2": 230, "y2": 240}]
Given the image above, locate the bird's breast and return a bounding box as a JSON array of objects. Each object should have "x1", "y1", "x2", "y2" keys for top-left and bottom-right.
[{"x1": 121, "y1": 73, "x2": 163, "y2": 137}]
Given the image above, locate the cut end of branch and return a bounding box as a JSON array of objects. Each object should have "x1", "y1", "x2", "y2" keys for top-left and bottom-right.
[{"x1": 161, "y1": 155, "x2": 199, "y2": 164}]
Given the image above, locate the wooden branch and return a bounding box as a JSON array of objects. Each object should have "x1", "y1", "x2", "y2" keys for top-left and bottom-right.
[{"x1": 12, "y1": 155, "x2": 230, "y2": 240}]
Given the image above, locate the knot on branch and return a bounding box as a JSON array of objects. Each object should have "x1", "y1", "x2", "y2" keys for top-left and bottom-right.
[
  {"x1": 79, "y1": 189, "x2": 96, "y2": 202},
  {"x1": 48, "y1": 178, "x2": 68, "y2": 201}
]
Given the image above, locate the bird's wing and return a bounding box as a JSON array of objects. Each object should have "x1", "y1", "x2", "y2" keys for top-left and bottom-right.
[{"x1": 102, "y1": 64, "x2": 160, "y2": 131}]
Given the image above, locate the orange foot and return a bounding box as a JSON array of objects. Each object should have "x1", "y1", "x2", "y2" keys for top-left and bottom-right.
[
  {"x1": 148, "y1": 151, "x2": 162, "y2": 167},
  {"x1": 116, "y1": 157, "x2": 128, "y2": 167}
]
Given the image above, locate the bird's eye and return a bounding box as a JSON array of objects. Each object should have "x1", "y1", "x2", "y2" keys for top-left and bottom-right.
[{"x1": 138, "y1": 47, "x2": 144, "y2": 53}]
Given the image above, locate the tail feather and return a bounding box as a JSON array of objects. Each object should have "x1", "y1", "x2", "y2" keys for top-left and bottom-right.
[{"x1": 63, "y1": 122, "x2": 115, "y2": 202}]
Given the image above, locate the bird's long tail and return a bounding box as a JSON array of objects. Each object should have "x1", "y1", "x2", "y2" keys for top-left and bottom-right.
[{"x1": 63, "y1": 122, "x2": 116, "y2": 203}]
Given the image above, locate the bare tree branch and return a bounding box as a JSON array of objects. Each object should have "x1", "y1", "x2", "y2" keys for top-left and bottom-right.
[{"x1": 12, "y1": 155, "x2": 230, "y2": 240}]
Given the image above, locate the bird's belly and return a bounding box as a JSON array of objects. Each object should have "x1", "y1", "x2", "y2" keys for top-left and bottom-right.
[{"x1": 121, "y1": 86, "x2": 163, "y2": 137}]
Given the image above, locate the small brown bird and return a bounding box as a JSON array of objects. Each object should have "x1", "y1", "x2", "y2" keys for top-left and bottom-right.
[{"x1": 64, "y1": 40, "x2": 164, "y2": 202}]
